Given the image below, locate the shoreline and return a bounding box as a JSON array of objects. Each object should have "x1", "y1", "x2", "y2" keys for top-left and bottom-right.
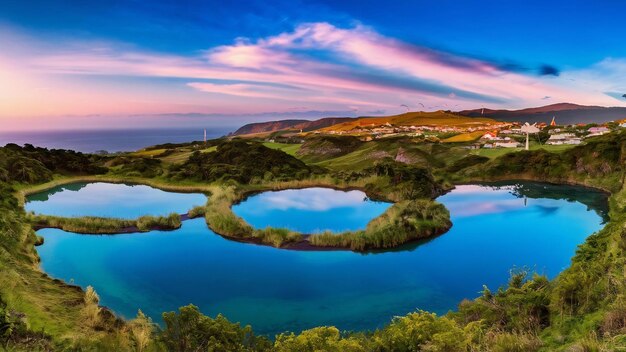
[{"x1": 26, "y1": 176, "x2": 607, "y2": 253}]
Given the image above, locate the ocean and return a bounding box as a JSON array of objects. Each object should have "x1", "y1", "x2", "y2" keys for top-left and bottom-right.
[{"x1": 0, "y1": 128, "x2": 234, "y2": 153}]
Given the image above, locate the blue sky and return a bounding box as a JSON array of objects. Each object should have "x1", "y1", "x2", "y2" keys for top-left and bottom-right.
[{"x1": 1, "y1": 0, "x2": 625, "y2": 129}]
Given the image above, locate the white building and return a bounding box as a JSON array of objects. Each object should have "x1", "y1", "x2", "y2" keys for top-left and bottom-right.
[
  {"x1": 547, "y1": 133, "x2": 581, "y2": 145},
  {"x1": 494, "y1": 141, "x2": 521, "y2": 148}
]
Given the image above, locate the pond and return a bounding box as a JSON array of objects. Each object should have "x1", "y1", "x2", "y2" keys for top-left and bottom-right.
[
  {"x1": 25, "y1": 182, "x2": 207, "y2": 219},
  {"x1": 35, "y1": 182, "x2": 608, "y2": 336},
  {"x1": 232, "y1": 187, "x2": 392, "y2": 233}
]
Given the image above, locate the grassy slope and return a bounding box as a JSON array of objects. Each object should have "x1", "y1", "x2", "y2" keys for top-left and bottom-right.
[
  {"x1": 472, "y1": 143, "x2": 576, "y2": 159},
  {"x1": 319, "y1": 111, "x2": 497, "y2": 132},
  {"x1": 441, "y1": 130, "x2": 484, "y2": 142},
  {"x1": 262, "y1": 142, "x2": 302, "y2": 156}
]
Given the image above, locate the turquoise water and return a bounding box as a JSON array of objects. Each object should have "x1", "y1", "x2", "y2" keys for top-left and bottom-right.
[
  {"x1": 35, "y1": 182, "x2": 607, "y2": 336},
  {"x1": 232, "y1": 187, "x2": 391, "y2": 233},
  {"x1": 25, "y1": 182, "x2": 207, "y2": 219}
]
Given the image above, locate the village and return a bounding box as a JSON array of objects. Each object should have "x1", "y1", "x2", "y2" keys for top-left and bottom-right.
[{"x1": 302, "y1": 116, "x2": 621, "y2": 150}]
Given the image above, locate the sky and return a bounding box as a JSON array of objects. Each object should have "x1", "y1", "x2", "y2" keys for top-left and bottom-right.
[{"x1": 2, "y1": 0, "x2": 626, "y2": 130}]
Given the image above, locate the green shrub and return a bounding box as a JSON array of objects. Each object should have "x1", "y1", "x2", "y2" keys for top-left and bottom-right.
[{"x1": 136, "y1": 213, "x2": 181, "y2": 232}]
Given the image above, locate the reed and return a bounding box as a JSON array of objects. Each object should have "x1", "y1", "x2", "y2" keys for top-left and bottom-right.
[
  {"x1": 310, "y1": 199, "x2": 451, "y2": 251},
  {"x1": 136, "y1": 213, "x2": 181, "y2": 232},
  {"x1": 204, "y1": 186, "x2": 304, "y2": 247},
  {"x1": 30, "y1": 214, "x2": 134, "y2": 234},
  {"x1": 30, "y1": 212, "x2": 183, "y2": 234},
  {"x1": 187, "y1": 205, "x2": 207, "y2": 219}
]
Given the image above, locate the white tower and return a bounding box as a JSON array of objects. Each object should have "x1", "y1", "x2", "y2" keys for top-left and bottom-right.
[
  {"x1": 520, "y1": 123, "x2": 540, "y2": 150},
  {"x1": 203, "y1": 128, "x2": 207, "y2": 143}
]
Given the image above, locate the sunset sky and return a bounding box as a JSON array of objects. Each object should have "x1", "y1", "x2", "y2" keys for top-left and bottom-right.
[{"x1": 2, "y1": 0, "x2": 626, "y2": 130}]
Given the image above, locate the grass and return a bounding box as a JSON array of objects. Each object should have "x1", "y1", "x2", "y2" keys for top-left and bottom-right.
[
  {"x1": 16, "y1": 175, "x2": 213, "y2": 205},
  {"x1": 262, "y1": 142, "x2": 302, "y2": 156},
  {"x1": 30, "y1": 213, "x2": 183, "y2": 234},
  {"x1": 129, "y1": 148, "x2": 167, "y2": 158},
  {"x1": 319, "y1": 111, "x2": 497, "y2": 132},
  {"x1": 309, "y1": 199, "x2": 451, "y2": 251},
  {"x1": 159, "y1": 150, "x2": 194, "y2": 164},
  {"x1": 201, "y1": 176, "x2": 447, "y2": 251},
  {"x1": 203, "y1": 186, "x2": 301, "y2": 247},
  {"x1": 30, "y1": 215, "x2": 134, "y2": 234},
  {"x1": 441, "y1": 131, "x2": 484, "y2": 143},
  {"x1": 188, "y1": 205, "x2": 207, "y2": 218},
  {"x1": 136, "y1": 213, "x2": 181, "y2": 232},
  {"x1": 5, "y1": 133, "x2": 626, "y2": 349},
  {"x1": 311, "y1": 143, "x2": 385, "y2": 170},
  {"x1": 472, "y1": 143, "x2": 576, "y2": 159}
]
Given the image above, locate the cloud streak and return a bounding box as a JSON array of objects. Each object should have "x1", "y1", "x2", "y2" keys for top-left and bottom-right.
[{"x1": 1, "y1": 22, "x2": 625, "y2": 123}]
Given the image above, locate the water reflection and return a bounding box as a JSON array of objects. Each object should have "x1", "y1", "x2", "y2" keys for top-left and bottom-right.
[
  {"x1": 35, "y1": 182, "x2": 607, "y2": 336},
  {"x1": 26, "y1": 182, "x2": 207, "y2": 219},
  {"x1": 233, "y1": 187, "x2": 391, "y2": 233}
]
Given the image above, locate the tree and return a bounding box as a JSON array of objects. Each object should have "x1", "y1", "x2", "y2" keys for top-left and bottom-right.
[{"x1": 160, "y1": 305, "x2": 270, "y2": 352}]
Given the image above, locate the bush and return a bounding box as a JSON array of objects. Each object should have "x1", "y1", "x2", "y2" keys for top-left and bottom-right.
[
  {"x1": 310, "y1": 199, "x2": 451, "y2": 251},
  {"x1": 136, "y1": 213, "x2": 181, "y2": 232},
  {"x1": 171, "y1": 140, "x2": 318, "y2": 183},
  {"x1": 160, "y1": 305, "x2": 270, "y2": 352}
]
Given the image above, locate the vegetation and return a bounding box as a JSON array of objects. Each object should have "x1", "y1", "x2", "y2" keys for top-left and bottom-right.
[
  {"x1": 109, "y1": 156, "x2": 164, "y2": 178},
  {"x1": 136, "y1": 213, "x2": 182, "y2": 232},
  {"x1": 5, "y1": 129, "x2": 626, "y2": 350},
  {"x1": 170, "y1": 140, "x2": 319, "y2": 183},
  {"x1": 29, "y1": 213, "x2": 182, "y2": 234},
  {"x1": 318, "y1": 110, "x2": 496, "y2": 132},
  {"x1": 441, "y1": 130, "x2": 485, "y2": 143},
  {"x1": 187, "y1": 205, "x2": 207, "y2": 219},
  {"x1": 161, "y1": 305, "x2": 271, "y2": 352},
  {"x1": 455, "y1": 130, "x2": 626, "y2": 192},
  {"x1": 0, "y1": 144, "x2": 106, "y2": 184},
  {"x1": 310, "y1": 199, "x2": 451, "y2": 251},
  {"x1": 30, "y1": 214, "x2": 135, "y2": 234},
  {"x1": 204, "y1": 187, "x2": 302, "y2": 247},
  {"x1": 296, "y1": 135, "x2": 363, "y2": 161},
  {"x1": 262, "y1": 142, "x2": 302, "y2": 156}
]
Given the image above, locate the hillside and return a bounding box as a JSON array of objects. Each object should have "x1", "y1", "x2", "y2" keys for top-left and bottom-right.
[
  {"x1": 459, "y1": 103, "x2": 626, "y2": 124},
  {"x1": 319, "y1": 110, "x2": 497, "y2": 132},
  {"x1": 232, "y1": 117, "x2": 356, "y2": 136}
]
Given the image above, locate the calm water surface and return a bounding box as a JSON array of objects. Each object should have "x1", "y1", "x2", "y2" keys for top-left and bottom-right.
[
  {"x1": 232, "y1": 188, "x2": 391, "y2": 233},
  {"x1": 35, "y1": 182, "x2": 607, "y2": 336},
  {"x1": 26, "y1": 182, "x2": 207, "y2": 218},
  {"x1": 0, "y1": 128, "x2": 231, "y2": 153}
]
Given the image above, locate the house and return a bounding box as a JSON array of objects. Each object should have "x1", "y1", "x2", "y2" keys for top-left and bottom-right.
[
  {"x1": 588, "y1": 126, "x2": 609, "y2": 135},
  {"x1": 494, "y1": 141, "x2": 521, "y2": 148},
  {"x1": 481, "y1": 132, "x2": 498, "y2": 140},
  {"x1": 547, "y1": 133, "x2": 581, "y2": 145}
]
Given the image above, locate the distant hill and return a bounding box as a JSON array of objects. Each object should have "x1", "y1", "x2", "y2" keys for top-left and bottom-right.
[
  {"x1": 319, "y1": 111, "x2": 496, "y2": 132},
  {"x1": 458, "y1": 103, "x2": 626, "y2": 124},
  {"x1": 232, "y1": 117, "x2": 356, "y2": 136}
]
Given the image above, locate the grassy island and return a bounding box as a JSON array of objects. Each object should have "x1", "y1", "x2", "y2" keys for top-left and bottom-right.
[
  {"x1": 2, "y1": 130, "x2": 626, "y2": 350},
  {"x1": 29, "y1": 213, "x2": 183, "y2": 234}
]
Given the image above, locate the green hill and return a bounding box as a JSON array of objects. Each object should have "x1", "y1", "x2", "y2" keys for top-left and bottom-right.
[{"x1": 318, "y1": 110, "x2": 497, "y2": 132}]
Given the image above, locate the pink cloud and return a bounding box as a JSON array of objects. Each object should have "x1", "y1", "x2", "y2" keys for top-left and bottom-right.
[{"x1": 1, "y1": 22, "x2": 625, "y2": 120}]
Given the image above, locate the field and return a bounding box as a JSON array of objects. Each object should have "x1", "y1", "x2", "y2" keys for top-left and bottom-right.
[
  {"x1": 262, "y1": 142, "x2": 302, "y2": 156},
  {"x1": 441, "y1": 130, "x2": 485, "y2": 143},
  {"x1": 319, "y1": 111, "x2": 497, "y2": 132},
  {"x1": 472, "y1": 143, "x2": 576, "y2": 158}
]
